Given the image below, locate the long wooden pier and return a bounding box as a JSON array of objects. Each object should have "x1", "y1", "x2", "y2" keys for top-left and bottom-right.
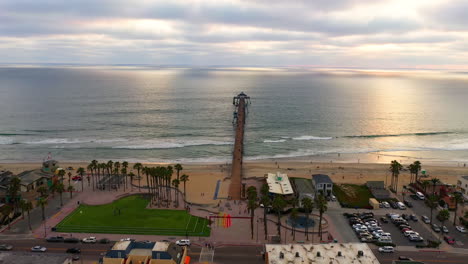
[{"x1": 228, "y1": 92, "x2": 250, "y2": 200}]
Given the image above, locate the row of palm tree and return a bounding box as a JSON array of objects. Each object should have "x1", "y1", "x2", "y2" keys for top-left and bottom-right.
[{"x1": 389, "y1": 160, "x2": 423, "y2": 193}]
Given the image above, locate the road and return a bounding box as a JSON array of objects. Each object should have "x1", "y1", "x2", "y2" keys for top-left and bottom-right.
[{"x1": 373, "y1": 249, "x2": 468, "y2": 264}]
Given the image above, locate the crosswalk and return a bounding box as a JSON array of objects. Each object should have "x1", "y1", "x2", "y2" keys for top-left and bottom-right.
[{"x1": 199, "y1": 247, "x2": 215, "y2": 263}]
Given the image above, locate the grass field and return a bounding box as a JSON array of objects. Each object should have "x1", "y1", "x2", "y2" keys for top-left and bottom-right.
[
  {"x1": 55, "y1": 195, "x2": 210, "y2": 236},
  {"x1": 333, "y1": 184, "x2": 374, "y2": 208}
]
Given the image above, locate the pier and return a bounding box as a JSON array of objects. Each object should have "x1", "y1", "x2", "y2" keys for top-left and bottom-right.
[{"x1": 228, "y1": 92, "x2": 250, "y2": 200}]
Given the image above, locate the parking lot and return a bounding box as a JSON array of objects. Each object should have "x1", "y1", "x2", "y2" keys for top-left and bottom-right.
[{"x1": 375, "y1": 213, "x2": 436, "y2": 246}]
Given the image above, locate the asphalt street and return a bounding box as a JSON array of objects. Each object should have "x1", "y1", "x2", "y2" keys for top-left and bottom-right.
[{"x1": 372, "y1": 249, "x2": 468, "y2": 264}]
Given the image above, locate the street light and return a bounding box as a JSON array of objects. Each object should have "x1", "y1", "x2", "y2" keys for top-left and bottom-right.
[{"x1": 256, "y1": 217, "x2": 259, "y2": 242}]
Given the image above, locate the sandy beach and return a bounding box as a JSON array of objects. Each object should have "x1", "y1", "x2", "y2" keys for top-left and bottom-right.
[{"x1": 2, "y1": 155, "x2": 467, "y2": 204}]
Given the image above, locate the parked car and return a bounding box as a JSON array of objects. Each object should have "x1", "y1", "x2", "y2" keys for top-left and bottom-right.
[
  {"x1": 410, "y1": 194, "x2": 419, "y2": 200},
  {"x1": 403, "y1": 200, "x2": 413, "y2": 208},
  {"x1": 422, "y1": 216, "x2": 430, "y2": 224},
  {"x1": 82, "y1": 237, "x2": 97, "y2": 243},
  {"x1": 0, "y1": 244, "x2": 13, "y2": 251},
  {"x1": 382, "y1": 201, "x2": 390, "y2": 208},
  {"x1": 444, "y1": 236, "x2": 455, "y2": 245},
  {"x1": 176, "y1": 239, "x2": 191, "y2": 246},
  {"x1": 389, "y1": 201, "x2": 399, "y2": 209},
  {"x1": 64, "y1": 238, "x2": 80, "y2": 243},
  {"x1": 66, "y1": 248, "x2": 81, "y2": 254},
  {"x1": 432, "y1": 224, "x2": 441, "y2": 233},
  {"x1": 398, "y1": 256, "x2": 413, "y2": 260},
  {"x1": 99, "y1": 238, "x2": 111, "y2": 244},
  {"x1": 442, "y1": 226, "x2": 449, "y2": 233},
  {"x1": 380, "y1": 217, "x2": 389, "y2": 223},
  {"x1": 410, "y1": 214, "x2": 418, "y2": 221},
  {"x1": 397, "y1": 202, "x2": 406, "y2": 210},
  {"x1": 31, "y1": 246, "x2": 47, "y2": 252},
  {"x1": 120, "y1": 238, "x2": 135, "y2": 242},
  {"x1": 378, "y1": 246, "x2": 394, "y2": 253},
  {"x1": 46, "y1": 236, "x2": 65, "y2": 242},
  {"x1": 72, "y1": 176, "x2": 82, "y2": 181},
  {"x1": 456, "y1": 226, "x2": 466, "y2": 233},
  {"x1": 416, "y1": 192, "x2": 425, "y2": 200},
  {"x1": 404, "y1": 231, "x2": 419, "y2": 237},
  {"x1": 409, "y1": 235, "x2": 424, "y2": 242}
]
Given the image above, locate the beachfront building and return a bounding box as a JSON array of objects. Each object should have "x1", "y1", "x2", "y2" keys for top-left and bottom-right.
[
  {"x1": 0, "y1": 252, "x2": 72, "y2": 264},
  {"x1": 366, "y1": 181, "x2": 390, "y2": 200},
  {"x1": 457, "y1": 176, "x2": 468, "y2": 200},
  {"x1": 264, "y1": 243, "x2": 380, "y2": 264},
  {"x1": 265, "y1": 172, "x2": 294, "y2": 197},
  {"x1": 0, "y1": 170, "x2": 13, "y2": 203},
  {"x1": 312, "y1": 174, "x2": 333, "y2": 197},
  {"x1": 16, "y1": 160, "x2": 59, "y2": 192},
  {"x1": 103, "y1": 241, "x2": 188, "y2": 264},
  {"x1": 292, "y1": 178, "x2": 315, "y2": 206}
]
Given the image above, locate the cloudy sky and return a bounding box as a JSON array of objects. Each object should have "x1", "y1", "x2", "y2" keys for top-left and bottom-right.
[{"x1": 1, "y1": 0, "x2": 467, "y2": 68}]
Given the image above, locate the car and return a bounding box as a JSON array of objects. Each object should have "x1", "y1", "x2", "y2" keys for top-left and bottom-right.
[
  {"x1": 422, "y1": 215, "x2": 430, "y2": 224},
  {"x1": 397, "y1": 202, "x2": 406, "y2": 210},
  {"x1": 31, "y1": 246, "x2": 47, "y2": 252},
  {"x1": 82, "y1": 237, "x2": 97, "y2": 243},
  {"x1": 120, "y1": 238, "x2": 135, "y2": 242},
  {"x1": 401, "y1": 228, "x2": 412, "y2": 233},
  {"x1": 378, "y1": 246, "x2": 394, "y2": 253},
  {"x1": 331, "y1": 195, "x2": 337, "y2": 201},
  {"x1": 432, "y1": 224, "x2": 441, "y2": 232},
  {"x1": 404, "y1": 231, "x2": 419, "y2": 237},
  {"x1": 409, "y1": 235, "x2": 424, "y2": 242},
  {"x1": 0, "y1": 244, "x2": 13, "y2": 251},
  {"x1": 64, "y1": 237, "x2": 80, "y2": 243},
  {"x1": 456, "y1": 226, "x2": 466, "y2": 233},
  {"x1": 99, "y1": 238, "x2": 111, "y2": 244},
  {"x1": 46, "y1": 236, "x2": 65, "y2": 242},
  {"x1": 398, "y1": 256, "x2": 413, "y2": 261},
  {"x1": 410, "y1": 214, "x2": 418, "y2": 221},
  {"x1": 176, "y1": 239, "x2": 191, "y2": 246},
  {"x1": 380, "y1": 217, "x2": 389, "y2": 223},
  {"x1": 442, "y1": 226, "x2": 449, "y2": 233},
  {"x1": 389, "y1": 201, "x2": 399, "y2": 209},
  {"x1": 444, "y1": 236, "x2": 455, "y2": 245},
  {"x1": 398, "y1": 225, "x2": 411, "y2": 230},
  {"x1": 66, "y1": 248, "x2": 81, "y2": 254},
  {"x1": 416, "y1": 192, "x2": 425, "y2": 200},
  {"x1": 382, "y1": 202, "x2": 390, "y2": 208},
  {"x1": 72, "y1": 175, "x2": 82, "y2": 181},
  {"x1": 404, "y1": 200, "x2": 413, "y2": 208},
  {"x1": 72, "y1": 255, "x2": 80, "y2": 261}
]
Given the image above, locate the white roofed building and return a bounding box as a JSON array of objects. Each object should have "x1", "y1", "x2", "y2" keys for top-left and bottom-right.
[
  {"x1": 264, "y1": 243, "x2": 380, "y2": 264},
  {"x1": 266, "y1": 172, "x2": 294, "y2": 196}
]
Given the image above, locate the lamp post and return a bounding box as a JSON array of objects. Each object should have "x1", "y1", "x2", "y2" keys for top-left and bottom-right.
[{"x1": 256, "y1": 217, "x2": 259, "y2": 242}]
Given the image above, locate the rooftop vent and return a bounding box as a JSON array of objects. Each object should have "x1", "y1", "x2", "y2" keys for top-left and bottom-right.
[
  {"x1": 317, "y1": 252, "x2": 321, "y2": 257},
  {"x1": 279, "y1": 252, "x2": 284, "y2": 259},
  {"x1": 295, "y1": 252, "x2": 300, "y2": 258},
  {"x1": 357, "y1": 250, "x2": 364, "y2": 257},
  {"x1": 337, "y1": 251, "x2": 342, "y2": 257}
]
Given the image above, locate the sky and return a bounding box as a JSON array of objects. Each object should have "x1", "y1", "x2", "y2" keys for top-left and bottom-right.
[{"x1": 1, "y1": 0, "x2": 467, "y2": 68}]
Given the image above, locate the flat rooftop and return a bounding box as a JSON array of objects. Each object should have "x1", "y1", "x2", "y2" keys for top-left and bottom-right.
[
  {"x1": 265, "y1": 243, "x2": 380, "y2": 264},
  {"x1": 153, "y1": 241, "x2": 170, "y2": 252},
  {"x1": 129, "y1": 248, "x2": 152, "y2": 256},
  {"x1": 112, "y1": 241, "x2": 131, "y2": 250},
  {"x1": 266, "y1": 172, "x2": 294, "y2": 195}
]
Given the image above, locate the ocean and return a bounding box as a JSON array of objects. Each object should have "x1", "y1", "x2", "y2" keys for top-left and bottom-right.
[{"x1": 1, "y1": 66, "x2": 468, "y2": 165}]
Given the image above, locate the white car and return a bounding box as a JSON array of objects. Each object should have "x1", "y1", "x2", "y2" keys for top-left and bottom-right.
[
  {"x1": 382, "y1": 202, "x2": 390, "y2": 208},
  {"x1": 120, "y1": 238, "x2": 134, "y2": 242},
  {"x1": 82, "y1": 237, "x2": 97, "y2": 243},
  {"x1": 378, "y1": 246, "x2": 394, "y2": 253},
  {"x1": 404, "y1": 231, "x2": 419, "y2": 237},
  {"x1": 176, "y1": 239, "x2": 191, "y2": 246},
  {"x1": 456, "y1": 226, "x2": 466, "y2": 233},
  {"x1": 31, "y1": 246, "x2": 47, "y2": 252}
]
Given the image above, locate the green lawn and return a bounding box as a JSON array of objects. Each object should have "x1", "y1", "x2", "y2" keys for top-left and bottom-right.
[
  {"x1": 333, "y1": 184, "x2": 374, "y2": 208},
  {"x1": 55, "y1": 195, "x2": 210, "y2": 236}
]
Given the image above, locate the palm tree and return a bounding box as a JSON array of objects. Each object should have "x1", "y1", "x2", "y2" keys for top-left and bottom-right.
[
  {"x1": 55, "y1": 183, "x2": 65, "y2": 206},
  {"x1": 67, "y1": 185, "x2": 74, "y2": 199},
  {"x1": 58, "y1": 169, "x2": 65, "y2": 184},
  {"x1": 389, "y1": 160, "x2": 403, "y2": 193},
  {"x1": 174, "y1": 164, "x2": 183, "y2": 181},
  {"x1": 316, "y1": 194, "x2": 328, "y2": 241},
  {"x1": 20, "y1": 199, "x2": 33, "y2": 230},
  {"x1": 290, "y1": 208, "x2": 299, "y2": 241},
  {"x1": 430, "y1": 178, "x2": 440, "y2": 196},
  {"x1": 36, "y1": 186, "x2": 48, "y2": 198},
  {"x1": 172, "y1": 179, "x2": 180, "y2": 207},
  {"x1": 413, "y1": 161, "x2": 421, "y2": 182},
  {"x1": 67, "y1": 172, "x2": 72, "y2": 187},
  {"x1": 437, "y1": 209, "x2": 450, "y2": 242},
  {"x1": 133, "y1": 163, "x2": 143, "y2": 192},
  {"x1": 121, "y1": 168, "x2": 127, "y2": 192},
  {"x1": 408, "y1": 164, "x2": 416, "y2": 184},
  {"x1": 302, "y1": 197, "x2": 314, "y2": 241},
  {"x1": 77, "y1": 167, "x2": 85, "y2": 192},
  {"x1": 453, "y1": 193, "x2": 464, "y2": 225},
  {"x1": 180, "y1": 174, "x2": 189, "y2": 206},
  {"x1": 260, "y1": 183, "x2": 270, "y2": 240},
  {"x1": 37, "y1": 197, "x2": 48, "y2": 221},
  {"x1": 87, "y1": 164, "x2": 94, "y2": 189},
  {"x1": 247, "y1": 186, "x2": 258, "y2": 239},
  {"x1": 272, "y1": 195, "x2": 287, "y2": 240},
  {"x1": 7, "y1": 176, "x2": 21, "y2": 214},
  {"x1": 422, "y1": 180, "x2": 430, "y2": 194},
  {"x1": 128, "y1": 172, "x2": 135, "y2": 191},
  {"x1": 428, "y1": 194, "x2": 439, "y2": 224}
]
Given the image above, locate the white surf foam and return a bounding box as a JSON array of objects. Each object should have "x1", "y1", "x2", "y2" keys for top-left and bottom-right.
[
  {"x1": 113, "y1": 139, "x2": 233, "y2": 149},
  {"x1": 263, "y1": 139, "x2": 287, "y2": 143},
  {"x1": 292, "y1": 135, "x2": 333, "y2": 140}
]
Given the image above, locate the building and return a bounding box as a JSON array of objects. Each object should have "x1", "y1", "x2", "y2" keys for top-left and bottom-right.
[
  {"x1": 103, "y1": 241, "x2": 188, "y2": 264},
  {"x1": 266, "y1": 172, "x2": 294, "y2": 196},
  {"x1": 0, "y1": 252, "x2": 72, "y2": 264},
  {"x1": 366, "y1": 181, "x2": 390, "y2": 200},
  {"x1": 0, "y1": 170, "x2": 13, "y2": 203},
  {"x1": 264, "y1": 243, "x2": 380, "y2": 264},
  {"x1": 16, "y1": 160, "x2": 60, "y2": 192},
  {"x1": 292, "y1": 178, "x2": 315, "y2": 206},
  {"x1": 312, "y1": 174, "x2": 333, "y2": 197},
  {"x1": 456, "y1": 176, "x2": 468, "y2": 200}
]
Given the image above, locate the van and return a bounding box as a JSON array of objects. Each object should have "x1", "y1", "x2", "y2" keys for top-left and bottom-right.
[
  {"x1": 397, "y1": 202, "x2": 406, "y2": 210},
  {"x1": 416, "y1": 192, "x2": 425, "y2": 200}
]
